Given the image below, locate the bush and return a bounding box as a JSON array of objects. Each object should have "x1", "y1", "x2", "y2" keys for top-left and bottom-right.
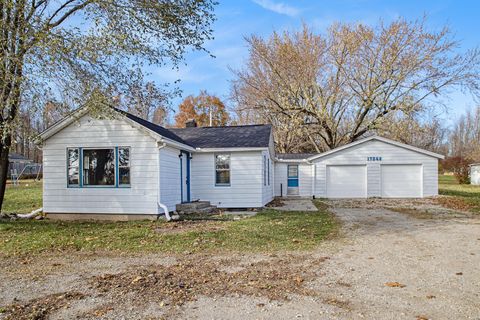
[{"x1": 441, "y1": 156, "x2": 472, "y2": 184}]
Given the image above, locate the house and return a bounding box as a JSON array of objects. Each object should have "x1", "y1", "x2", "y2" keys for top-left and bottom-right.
[
  {"x1": 39, "y1": 107, "x2": 443, "y2": 220},
  {"x1": 39, "y1": 107, "x2": 274, "y2": 220}
]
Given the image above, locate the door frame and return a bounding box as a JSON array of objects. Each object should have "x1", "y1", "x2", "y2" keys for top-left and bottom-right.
[{"x1": 179, "y1": 150, "x2": 191, "y2": 203}]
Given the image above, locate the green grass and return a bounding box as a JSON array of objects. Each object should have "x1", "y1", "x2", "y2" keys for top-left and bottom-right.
[
  {"x1": 439, "y1": 174, "x2": 480, "y2": 213},
  {"x1": 3, "y1": 180, "x2": 42, "y2": 214},
  {"x1": 0, "y1": 209, "x2": 338, "y2": 256}
]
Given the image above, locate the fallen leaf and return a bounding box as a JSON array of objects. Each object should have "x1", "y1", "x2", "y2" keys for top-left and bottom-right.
[
  {"x1": 426, "y1": 295, "x2": 436, "y2": 299},
  {"x1": 131, "y1": 276, "x2": 143, "y2": 284},
  {"x1": 455, "y1": 272, "x2": 463, "y2": 276},
  {"x1": 416, "y1": 316, "x2": 429, "y2": 320},
  {"x1": 385, "y1": 282, "x2": 406, "y2": 288}
]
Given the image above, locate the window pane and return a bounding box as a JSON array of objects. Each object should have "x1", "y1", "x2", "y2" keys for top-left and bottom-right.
[
  {"x1": 215, "y1": 154, "x2": 230, "y2": 169},
  {"x1": 83, "y1": 149, "x2": 115, "y2": 186},
  {"x1": 216, "y1": 170, "x2": 230, "y2": 185},
  {"x1": 118, "y1": 147, "x2": 130, "y2": 167},
  {"x1": 119, "y1": 167, "x2": 130, "y2": 185},
  {"x1": 288, "y1": 165, "x2": 298, "y2": 178},
  {"x1": 67, "y1": 148, "x2": 79, "y2": 185}
]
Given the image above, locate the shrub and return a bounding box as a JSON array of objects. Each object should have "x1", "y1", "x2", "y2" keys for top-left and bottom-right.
[{"x1": 442, "y1": 156, "x2": 472, "y2": 184}]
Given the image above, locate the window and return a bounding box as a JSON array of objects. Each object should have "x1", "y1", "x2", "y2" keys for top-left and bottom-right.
[
  {"x1": 67, "y1": 148, "x2": 79, "y2": 186},
  {"x1": 263, "y1": 155, "x2": 266, "y2": 186},
  {"x1": 268, "y1": 159, "x2": 270, "y2": 186},
  {"x1": 66, "y1": 147, "x2": 130, "y2": 188},
  {"x1": 215, "y1": 154, "x2": 230, "y2": 185},
  {"x1": 118, "y1": 147, "x2": 130, "y2": 186},
  {"x1": 83, "y1": 148, "x2": 115, "y2": 186}
]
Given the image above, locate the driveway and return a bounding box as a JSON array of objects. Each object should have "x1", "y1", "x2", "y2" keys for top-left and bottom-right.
[{"x1": 181, "y1": 203, "x2": 480, "y2": 319}]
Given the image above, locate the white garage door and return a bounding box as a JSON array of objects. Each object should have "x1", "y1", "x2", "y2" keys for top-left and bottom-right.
[
  {"x1": 327, "y1": 165, "x2": 367, "y2": 198},
  {"x1": 381, "y1": 164, "x2": 422, "y2": 198}
]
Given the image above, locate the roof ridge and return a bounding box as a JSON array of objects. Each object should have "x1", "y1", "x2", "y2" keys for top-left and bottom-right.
[{"x1": 170, "y1": 123, "x2": 271, "y2": 129}]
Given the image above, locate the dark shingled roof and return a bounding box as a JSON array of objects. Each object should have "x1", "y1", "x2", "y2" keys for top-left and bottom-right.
[
  {"x1": 115, "y1": 109, "x2": 193, "y2": 147},
  {"x1": 170, "y1": 125, "x2": 272, "y2": 148},
  {"x1": 276, "y1": 153, "x2": 315, "y2": 160}
]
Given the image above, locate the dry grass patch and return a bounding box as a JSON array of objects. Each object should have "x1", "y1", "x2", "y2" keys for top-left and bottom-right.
[{"x1": 89, "y1": 255, "x2": 329, "y2": 312}]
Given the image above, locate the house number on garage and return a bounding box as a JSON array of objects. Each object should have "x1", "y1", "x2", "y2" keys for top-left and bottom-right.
[{"x1": 367, "y1": 156, "x2": 382, "y2": 161}]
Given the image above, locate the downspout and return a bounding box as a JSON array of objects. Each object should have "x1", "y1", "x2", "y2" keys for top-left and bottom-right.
[{"x1": 157, "y1": 141, "x2": 171, "y2": 221}]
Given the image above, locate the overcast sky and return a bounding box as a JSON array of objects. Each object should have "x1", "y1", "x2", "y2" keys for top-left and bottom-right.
[{"x1": 150, "y1": 0, "x2": 480, "y2": 124}]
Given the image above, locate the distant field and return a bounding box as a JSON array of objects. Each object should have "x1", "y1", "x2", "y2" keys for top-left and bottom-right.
[{"x1": 3, "y1": 179, "x2": 42, "y2": 214}]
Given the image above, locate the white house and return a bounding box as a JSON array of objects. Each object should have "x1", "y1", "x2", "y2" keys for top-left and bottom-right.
[
  {"x1": 470, "y1": 164, "x2": 480, "y2": 185},
  {"x1": 39, "y1": 107, "x2": 443, "y2": 220}
]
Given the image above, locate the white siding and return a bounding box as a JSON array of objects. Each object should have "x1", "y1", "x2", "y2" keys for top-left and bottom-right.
[
  {"x1": 159, "y1": 146, "x2": 182, "y2": 212},
  {"x1": 471, "y1": 165, "x2": 480, "y2": 185},
  {"x1": 43, "y1": 115, "x2": 159, "y2": 215},
  {"x1": 313, "y1": 140, "x2": 439, "y2": 198},
  {"x1": 190, "y1": 151, "x2": 264, "y2": 208},
  {"x1": 274, "y1": 162, "x2": 314, "y2": 197}
]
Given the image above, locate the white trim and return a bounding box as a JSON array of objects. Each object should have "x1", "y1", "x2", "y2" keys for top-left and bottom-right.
[
  {"x1": 274, "y1": 158, "x2": 310, "y2": 163},
  {"x1": 307, "y1": 136, "x2": 445, "y2": 161}
]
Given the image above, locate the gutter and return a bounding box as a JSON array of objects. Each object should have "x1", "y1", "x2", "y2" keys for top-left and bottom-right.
[{"x1": 157, "y1": 141, "x2": 171, "y2": 221}]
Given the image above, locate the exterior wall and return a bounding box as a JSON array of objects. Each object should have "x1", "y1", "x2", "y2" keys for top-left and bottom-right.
[
  {"x1": 274, "y1": 162, "x2": 314, "y2": 197},
  {"x1": 471, "y1": 165, "x2": 480, "y2": 185},
  {"x1": 190, "y1": 151, "x2": 264, "y2": 208},
  {"x1": 42, "y1": 115, "x2": 159, "y2": 215},
  {"x1": 159, "y1": 146, "x2": 182, "y2": 212},
  {"x1": 313, "y1": 140, "x2": 439, "y2": 198}
]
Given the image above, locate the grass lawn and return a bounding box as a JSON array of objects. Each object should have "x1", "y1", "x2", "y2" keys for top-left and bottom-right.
[
  {"x1": 439, "y1": 174, "x2": 480, "y2": 213},
  {"x1": 0, "y1": 208, "x2": 338, "y2": 256},
  {"x1": 3, "y1": 179, "x2": 42, "y2": 214}
]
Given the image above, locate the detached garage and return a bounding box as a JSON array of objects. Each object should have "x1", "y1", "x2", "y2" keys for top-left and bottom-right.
[
  {"x1": 274, "y1": 136, "x2": 444, "y2": 199},
  {"x1": 311, "y1": 136, "x2": 444, "y2": 198}
]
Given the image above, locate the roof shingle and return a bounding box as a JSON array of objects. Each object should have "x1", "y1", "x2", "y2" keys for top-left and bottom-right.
[{"x1": 170, "y1": 125, "x2": 272, "y2": 148}]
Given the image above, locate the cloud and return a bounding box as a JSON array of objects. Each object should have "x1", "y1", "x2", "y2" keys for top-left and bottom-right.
[{"x1": 252, "y1": 0, "x2": 300, "y2": 17}]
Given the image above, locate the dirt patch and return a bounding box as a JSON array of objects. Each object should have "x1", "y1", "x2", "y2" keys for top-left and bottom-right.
[
  {"x1": 154, "y1": 220, "x2": 227, "y2": 234},
  {"x1": 90, "y1": 255, "x2": 329, "y2": 312},
  {"x1": 435, "y1": 196, "x2": 473, "y2": 212},
  {"x1": 1, "y1": 292, "x2": 84, "y2": 320},
  {"x1": 265, "y1": 197, "x2": 285, "y2": 207}
]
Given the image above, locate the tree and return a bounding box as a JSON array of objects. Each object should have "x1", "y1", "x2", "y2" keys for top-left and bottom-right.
[
  {"x1": 175, "y1": 91, "x2": 230, "y2": 127},
  {"x1": 0, "y1": 0, "x2": 217, "y2": 210},
  {"x1": 231, "y1": 19, "x2": 480, "y2": 152},
  {"x1": 376, "y1": 111, "x2": 448, "y2": 154},
  {"x1": 450, "y1": 106, "x2": 480, "y2": 161}
]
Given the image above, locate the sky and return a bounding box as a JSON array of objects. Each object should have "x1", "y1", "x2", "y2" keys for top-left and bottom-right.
[{"x1": 151, "y1": 0, "x2": 480, "y2": 124}]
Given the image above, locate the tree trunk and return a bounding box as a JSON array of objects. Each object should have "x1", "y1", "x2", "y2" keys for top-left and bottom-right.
[{"x1": 0, "y1": 135, "x2": 12, "y2": 211}]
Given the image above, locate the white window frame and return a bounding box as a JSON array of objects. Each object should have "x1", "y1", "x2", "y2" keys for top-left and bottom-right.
[{"x1": 215, "y1": 153, "x2": 231, "y2": 186}]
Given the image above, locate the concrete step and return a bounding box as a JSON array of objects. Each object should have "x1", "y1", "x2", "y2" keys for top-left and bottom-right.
[{"x1": 176, "y1": 201, "x2": 217, "y2": 214}]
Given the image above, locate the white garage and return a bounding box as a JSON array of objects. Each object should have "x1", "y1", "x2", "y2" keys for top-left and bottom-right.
[{"x1": 274, "y1": 136, "x2": 444, "y2": 199}]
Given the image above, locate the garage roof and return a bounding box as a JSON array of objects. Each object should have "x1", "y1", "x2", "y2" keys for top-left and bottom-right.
[{"x1": 307, "y1": 136, "x2": 445, "y2": 161}]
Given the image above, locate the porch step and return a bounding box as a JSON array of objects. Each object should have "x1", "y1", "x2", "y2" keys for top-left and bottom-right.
[{"x1": 176, "y1": 201, "x2": 217, "y2": 215}]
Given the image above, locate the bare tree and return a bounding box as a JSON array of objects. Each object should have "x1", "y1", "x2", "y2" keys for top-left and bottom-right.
[
  {"x1": 450, "y1": 106, "x2": 480, "y2": 160},
  {"x1": 231, "y1": 19, "x2": 480, "y2": 152}
]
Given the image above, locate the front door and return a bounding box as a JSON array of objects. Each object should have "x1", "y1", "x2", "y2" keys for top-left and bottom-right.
[
  {"x1": 180, "y1": 151, "x2": 190, "y2": 203},
  {"x1": 287, "y1": 165, "x2": 299, "y2": 195}
]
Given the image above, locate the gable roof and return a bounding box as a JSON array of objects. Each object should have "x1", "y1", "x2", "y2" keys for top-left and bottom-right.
[
  {"x1": 169, "y1": 125, "x2": 272, "y2": 149},
  {"x1": 113, "y1": 109, "x2": 192, "y2": 147},
  {"x1": 307, "y1": 136, "x2": 445, "y2": 161},
  {"x1": 39, "y1": 107, "x2": 272, "y2": 150}
]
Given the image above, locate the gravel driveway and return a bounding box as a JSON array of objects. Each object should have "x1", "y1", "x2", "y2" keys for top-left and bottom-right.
[
  {"x1": 180, "y1": 205, "x2": 480, "y2": 320},
  {"x1": 0, "y1": 203, "x2": 479, "y2": 320}
]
